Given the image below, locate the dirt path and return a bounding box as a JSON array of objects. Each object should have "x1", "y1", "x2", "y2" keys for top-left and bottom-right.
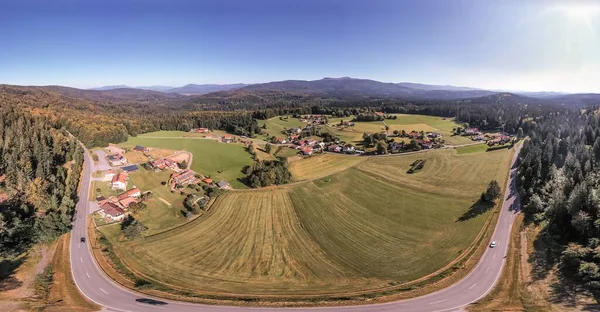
[{"x1": 158, "y1": 197, "x2": 172, "y2": 206}]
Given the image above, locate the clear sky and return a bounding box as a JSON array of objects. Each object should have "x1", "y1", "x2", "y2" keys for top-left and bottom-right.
[{"x1": 1, "y1": 0, "x2": 599, "y2": 92}]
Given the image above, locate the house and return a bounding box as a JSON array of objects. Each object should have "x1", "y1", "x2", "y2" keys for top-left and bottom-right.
[
  {"x1": 196, "y1": 128, "x2": 209, "y2": 133},
  {"x1": 222, "y1": 135, "x2": 233, "y2": 143},
  {"x1": 217, "y1": 181, "x2": 229, "y2": 189},
  {"x1": 100, "y1": 202, "x2": 125, "y2": 221},
  {"x1": 151, "y1": 158, "x2": 176, "y2": 170},
  {"x1": 501, "y1": 135, "x2": 511, "y2": 144},
  {"x1": 275, "y1": 137, "x2": 287, "y2": 144},
  {"x1": 122, "y1": 164, "x2": 139, "y2": 173},
  {"x1": 289, "y1": 128, "x2": 302, "y2": 134},
  {"x1": 301, "y1": 146, "x2": 313, "y2": 156},
  {"x1": 171, "y1": 170, "x2": 196, "y2": 185},
  {"x1": 118, "y1": 188, "x2": 141, "y2": 200},
  {"x1": 100, "y1": 169, "x2": 116, "y2": 182},
  {"x1": 408, "y1": 131, "x2": 420, "y2": 139},
  {"x1": 107, "y1": 153, "x2": 127, "y2": 166},
  {"x1": 428, "y1": 132, "x2": 441, "y2": 138},
  {"x1": 343, "y1": 146, "x2": 355, "y2": 154},
  {"x1": 133, "y1": 145, "x2": 147, "y2": 152},
  {"x1": 465, "y1": 128, "x2": 480, "y2": 135},
  {"x1": 472, "y1": 134, "x2": 485, "y2": 141},
  {"x1": 119, "y1": 196, "x2": 138, "y2": 208},
  {"x1": 202, "y1": 178, "x2": 213, "y2": 184},
  {"x1": 328, "y1": 144, "x2": 342, "y2": 152},
  {"x1": 306, "y1": 138, "x2": 318, "y2": 146},
  {"x1": 111, "y1": 172, "x2": 129, "y2": 190},
  {"x1": 375, "y1": 112, "x2": 384, "y2": 117}
]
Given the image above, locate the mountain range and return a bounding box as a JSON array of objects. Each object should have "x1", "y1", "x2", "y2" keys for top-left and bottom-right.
[{"x1": 86, "y1": 77, "x2": 600, "y2": 103}]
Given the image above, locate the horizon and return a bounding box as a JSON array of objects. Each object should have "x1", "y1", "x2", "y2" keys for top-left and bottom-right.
[{"x1": 2, "y1": 0, "x2": 600, "y2": 93}]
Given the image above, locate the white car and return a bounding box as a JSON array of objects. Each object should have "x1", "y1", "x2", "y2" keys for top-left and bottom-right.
[{"x1": 490, "y1": 241, "x2": 497, "y2": 248}]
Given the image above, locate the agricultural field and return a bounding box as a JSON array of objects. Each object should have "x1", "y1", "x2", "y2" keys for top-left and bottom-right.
[
  {"x1": 456, "y1": 143, "x2": 488, "y2": 154},
  {"x1": 326, "y1": 114, "x2": 472, "y2": 146},
  {"x1": 119, "y1": 133, "x2": 254, "y2": 188},
  {"x1": 99, "y1": 146, "x2": 514, "y2": 297},
  {"x1": 289, "y1": 153, "x2": 367, "y2": 181},
  {"x1": 258, "y1": 116, "x2": 305, "y2": 139}
]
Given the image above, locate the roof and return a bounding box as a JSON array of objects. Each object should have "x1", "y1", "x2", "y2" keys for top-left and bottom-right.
[
  {"x1": 203, "y1": 178, "x2": 213, "y2": 183},
  {"x1": 101, "y1": 202, "x2": 124, "y2": 217},
  {"x1": 111, "y1": 172, "x2": 128, "y2": 184},
  {"x1": 119, "y1": 197, "x2": 137, "y2": 208},
  {"x1": 172, "y1": 170, "x2": 196, "y2": 183},
  {"x1": 118, "y1": 188, "x2": 141, "y2": 200},
  {"x1": 133, "y1": 145, "x2": 145, "y2": 151},
  {"x1": 122, "y1": 164, "x2": 139, "y2": 172},
  {"x1": 223, "y1": 135, "x2": 233, "y2": 139},
  {"x1": 217, "y1": 181, "x2": 229, "y2": 187}
]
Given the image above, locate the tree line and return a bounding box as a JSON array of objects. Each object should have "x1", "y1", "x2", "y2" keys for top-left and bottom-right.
[
  {"x1": 0, "y1": 105, "x2": 83, "y2": 258},
  {"x1": 517, "y1": 108, "x2": 600, "y2": 291}
]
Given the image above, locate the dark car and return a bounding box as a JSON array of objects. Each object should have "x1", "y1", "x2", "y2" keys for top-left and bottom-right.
[
  {"x1": 136, "y1": 298, "x2": 168, "y2": 306},
  {"x1": 80, "y1": 237, "x2": 86, "y2": 243}
]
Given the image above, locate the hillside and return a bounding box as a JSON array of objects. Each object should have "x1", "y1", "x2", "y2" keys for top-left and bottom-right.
[{"x1": 167, "y1": 83, "x2": 247, "y2": 94}]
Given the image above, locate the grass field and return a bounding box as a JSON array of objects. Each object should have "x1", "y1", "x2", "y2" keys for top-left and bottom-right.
[
  {"x1": 127, "y1": 167, "x2": 191, "y2": 234},
  {"x1": 456, "y1": 143, "x2": 488, "y2": 154},
  {"x1": 119, "y1": 134, "x2": 253, "y2": 188},
  {"x1": 100, "y1": 147, "x2": 514, "y2": 297},
  {"x1": 289, "y1": 153, "x2": 367, "y2": 181},
  {"x1": 324, "y1": 114, "x2": 472, "y2": 145},
  {"x1": 258, "y1": 116, "x2": 305, "y2": 139}
]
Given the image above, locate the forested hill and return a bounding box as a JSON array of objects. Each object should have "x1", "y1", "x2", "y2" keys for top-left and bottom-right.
[
  {"x1": 0, "y1": 105, "x2": 83, "y2": 258},
  {"x1": 517, "y1": 109, "x2": 600, "y2": 292},
  {"x1": 0, "y1": 85, "x2": 261, "y2": 147}
]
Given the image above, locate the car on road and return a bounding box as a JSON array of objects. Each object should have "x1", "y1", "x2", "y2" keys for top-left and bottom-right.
[
  {"x1": 490, "y1": 241, "x2": 497, "y2": 248},
  {"x1": 80, "y1": 237, "x2": 86, "y2": 243}
]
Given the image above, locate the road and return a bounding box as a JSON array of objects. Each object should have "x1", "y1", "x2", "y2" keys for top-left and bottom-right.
[{"x1": 70, "y1": 143, "x2": 522, "y2": 312}]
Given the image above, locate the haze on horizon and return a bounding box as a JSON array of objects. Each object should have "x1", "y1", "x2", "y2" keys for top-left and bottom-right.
[{"x1": 1, "y1": 0, "x2": 599, "y2": 93}]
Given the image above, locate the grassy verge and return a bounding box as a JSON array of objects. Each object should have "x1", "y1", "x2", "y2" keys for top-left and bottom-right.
[{"x1": 457, "y1": 143, "x2": 488, "y2": 154}]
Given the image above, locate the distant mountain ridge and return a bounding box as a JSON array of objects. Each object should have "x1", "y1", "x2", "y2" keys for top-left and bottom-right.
[{"x1": 166, "y1": 83, "x2": 247, "y2": 94}]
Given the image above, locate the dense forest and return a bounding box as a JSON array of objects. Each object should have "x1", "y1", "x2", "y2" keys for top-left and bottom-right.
[
  {"x1": 517, "y1": 108, "x2": 600, "y2": 292},
  {"x1": 0, "y1": 105, "x2": 83, "y2": 258}
]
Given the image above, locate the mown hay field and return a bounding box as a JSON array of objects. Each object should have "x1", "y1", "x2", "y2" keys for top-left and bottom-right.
[
  {"x1": 101, "y1": 147, "x2": 513, "y2": 297},
  {"x1": 288, "y1": 153, "x2": 367, "y2": 181}
]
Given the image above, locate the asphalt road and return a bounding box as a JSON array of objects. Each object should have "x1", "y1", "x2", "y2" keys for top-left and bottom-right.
[{"x1": 70, "y1": 144, "x2": 522, "y2": 312}]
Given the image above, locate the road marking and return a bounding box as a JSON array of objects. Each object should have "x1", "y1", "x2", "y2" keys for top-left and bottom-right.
[
  {"x1": 100, "y1": 288, "x2": 108, "y2": 294},
  {"x1": 469, "y1": 283, "x2": 477, "y2": 290},
  {"x1": 485, "y1": 267, "x2": 490, "y2": 273},
  {"x1": 86, "y1": 272, "x2": 90, "y2": 278},
  {"x1": 428, "y1": 299, "x2": 448, "y2": 305},
  {"x1": 493, "y1": 253, "x2": 496, "y2": 259},
  {"x1": 80, "y1": 257, "x2": 83, "y2": 263}
]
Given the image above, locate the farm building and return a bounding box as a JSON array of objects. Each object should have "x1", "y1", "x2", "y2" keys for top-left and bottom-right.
[
  {"x1": 465, "y1": 128, "x2": 480, "y2": 135},
  {"x1": 111, "y1": 172, "x2": 129, "y2": 190},
  {"x1": 196, "y1": 128, "x2": 209, "y2": 133},
  {"x1": 217, "y1": 181, "x2": 229, "y2": 189},
  {"x1": 275, "y1": 137, "x2": 287, "y2": 144},
  {"x1": 107, "y1": 153, "x2": 127, "y2": 166},
  {"x1": 202, "y1": 177, "x2": 213, "y2": 184},
  {"x1": 171, "y1": 170, "x2": 196, "y2": 185},
  {"x1": 133, "y1": 145, "x2": 147, "y2": 152},
  {"x1": 122, "y1": 164, "x2": 139, "y2": 173},
  {"x1": 221, "y1": 135, "x2": 233, "y2": 143},
  {"x1": 99, "y1": 202, "x2": 125, "y2": 221},
  {"x1": 151, "y1": 158, "x2": 176, "y2": 170}
]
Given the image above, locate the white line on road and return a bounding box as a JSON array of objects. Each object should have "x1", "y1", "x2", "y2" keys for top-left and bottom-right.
[
  {"x1": 100, "y1": 288, "x2": 109, "y2": 294},
  {"x1": 493, "y1": 253, "x2": 496, "y2": 259},
  {"x1": 80, "y1": 257, "x2": 83, "y2": 263},
  {"x1": 485, "y1": 267, "x2": 490, "y2": 273},
  {"x1": 86, "y1": 272, "x2": 90, "y2": 278},
  {"x1": 469, "y1": 283, "x2": 477, "y2": 290},
  {"x1": 428, "y1": 299, "x2": 448, "y2": 305}
]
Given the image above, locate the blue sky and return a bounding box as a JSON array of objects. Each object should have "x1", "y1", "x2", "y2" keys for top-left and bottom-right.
[{"x1": 1, "y1": 0, "x2": 599, "y2": 92}]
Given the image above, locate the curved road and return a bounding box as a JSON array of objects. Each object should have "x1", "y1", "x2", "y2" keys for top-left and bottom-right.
[{"x1": 70, "y1": 144, "x2": 522, "y2": 312}]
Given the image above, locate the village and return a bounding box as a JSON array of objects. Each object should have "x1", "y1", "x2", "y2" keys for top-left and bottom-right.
[{"x1": 93, "y1": 144, "x2": 229, "y2": 224}]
